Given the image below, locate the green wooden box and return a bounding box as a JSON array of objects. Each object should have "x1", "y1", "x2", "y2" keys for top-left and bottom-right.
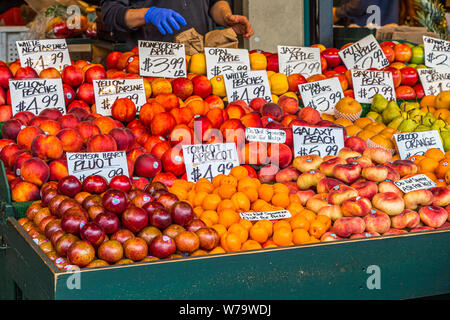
[{"x1": 4, "y1": 217, "x2": 450, "y2": 300}]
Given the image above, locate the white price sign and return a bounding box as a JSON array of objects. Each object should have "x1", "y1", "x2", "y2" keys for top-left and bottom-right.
[
  {"x1": 338, "y1": 34, "x2": 390, "y2": 70},
  {"x1": 138, "y1": 40, "x2": 187, "y2": 78},
  {"x1": 223, "y1": 70, "x2": 272, "y2": 105},
  {"x1": 9, "y1": 78, "x2": 65, "y2": 116},
  {"x1": 352, "y1": 69, "x2": 396, "y2": 104},
  {"x1": 423, "y1": 36, "x2": 450, "y2": 68},
  {"x1": 182, "y1": 143, "x2": 240, "y2": 183},
  {"x1": 245, "y1": 127, "x2": 286, "y2": 144},
  {"x1": 205, "y1": 47, "x2": 250, "y2": 79},
  {"x1": 292, "y1": 125, "x2": 345, "y2": 157},
  {"x1": 16, "y1": 39, "x2": 71, "y2": 74},
  {"x1": 393, "y1": 130, "x2": 444, "y2": 160},
  {"x1": 93, "y1": 78, "x2": 147, "y2": 116},
  {"x1": 67, "y1": 151, "x2": 129, "y2": 183},
  {"x1": 298, "y1": 77, "x2": 344, "y2": 115},
  {"x1": 418, "y1": 68, "x2": 450, "y2": 96},
  {"x1": 277, "y1": 45, "x2": 322, "y2": 77},
  {"x1": 239, "y1": 210, "x2": 291, "y2": 221},
  {"x1": 394, "y1": 174, "x2": 437, "y2": 193}
]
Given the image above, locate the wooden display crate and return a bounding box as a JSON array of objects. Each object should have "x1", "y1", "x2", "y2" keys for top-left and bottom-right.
[{"x1": 4, "y1": 217, "x2": 450, "y2": 300}]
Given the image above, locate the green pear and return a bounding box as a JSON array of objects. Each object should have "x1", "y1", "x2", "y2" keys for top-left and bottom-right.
[
  {"x1": 415, "y1": 124, "x2": 432, "y2": 132},
  {"x1": 422, "y1": 112, "x2": 436, "y2": 127},
  {"x1": 431, "y1": 119, "x2": 447, "y2": 131},
  {"x1": 408, "y1": 109, "x2": 426, "y2": 123},
  {"x1": 388, "y1": 116, "x2": 405, "y2": 130},
  {"x1": 366, "y1": 111, "x2": 381, "y2": 122},
  {"x1": 401, "y1": 102, "x2": 420, "y2": 113},
  {"x1": 382, "y1": 101, "x2": 402, "y2": 124},
  {"x1": 371, "y1": 94, "x2": 389, "y2": 113},
  {"x1": 440, "y1": 131, "x2": 450, "y2": 152},
  {"x1": 398, "y1": 119, "x2": 418, "y2": 132}
]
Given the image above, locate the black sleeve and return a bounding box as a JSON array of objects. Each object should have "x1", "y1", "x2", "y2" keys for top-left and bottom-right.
[
  {"x1": 0, "y1": 0, "x2": 25, "y2": 15},
  {"x1": 335, "y1": 0, "x2": 367, "y2": 19},
  {"x1": 101, "y1": 0, "x2": 137, "y2": 33}
]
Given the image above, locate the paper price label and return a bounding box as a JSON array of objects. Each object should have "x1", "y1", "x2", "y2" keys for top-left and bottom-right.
[
  {"x1": 224, "y1": 70, "x2": 272, "y2": 105},
  {"x1": 292, "y1": 125, "x2": 345, "y2": 157},
  {"x1": 278, "y1": 45, "x2": 322, "y2": 77},
  {"x1": 298, "y1": 77, "x2": 344, "y2": 115},
  {"x1": 245, "y1": 127, "x2": 286, "y2": 143},
  {"x1": 423, "y1": 36, "x2": 450, "y2": 68},
  {"x1": 67, "y1": 151, "x2": 129, "y2": 183},
  {"x1": 338, "y1": 34, "x2": 389, "y2": 70},
  {"x1": 394, "y1": 131, "x2": 444, "y2": 160},
  {"x1": 205, "y1": 47, "x2": 250, "y2": 79},
  {"x1": 9, "y1": 78, "x2": 65, "y2": 116},
  {"x1": 93, "y1": 78, "x2": 147, "y2": 115},
  {"x1": 239, "y1": 210, "x2": 291, "y2": 221},
  {"x1": 352, "y1": 69, "x2": 396, "y2": 104},
  {"x1": 394, "y1": 174, "x2": 437, "y2": 193},
  {"x1": 16, "y1": 39, "x2": 71, "y2": 74},
  {"x1": 182, "y1": 143, "x2": 240, "y2": 183},
  {"x1": 418, "y1": 68, "x2": 450, "y2": 96},
  {"x1": 138, "y1": 40, "x2": 187, "y2": 78}
]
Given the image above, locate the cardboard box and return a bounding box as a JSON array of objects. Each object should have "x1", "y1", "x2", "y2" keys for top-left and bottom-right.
[{"x1": 376, "y1": 26, "x2": 440, "y2": 44}]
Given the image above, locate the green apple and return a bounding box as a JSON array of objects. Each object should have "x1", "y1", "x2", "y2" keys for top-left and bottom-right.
[
  {"x1": 416, "y1": 64, "x2": 427, "y2": 69},
  {"x1": 410, "y1": 46, "x2": 425, "y2": 65}
]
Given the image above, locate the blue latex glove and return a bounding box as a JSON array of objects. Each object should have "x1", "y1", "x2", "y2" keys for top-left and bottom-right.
[{"x1": 144, "y1": 7, "x2": 187, "y2": 35}]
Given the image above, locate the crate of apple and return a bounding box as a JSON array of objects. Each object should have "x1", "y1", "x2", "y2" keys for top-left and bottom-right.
[{"x1": 18, "y1": 174, "x2": 221, "y2": 269}]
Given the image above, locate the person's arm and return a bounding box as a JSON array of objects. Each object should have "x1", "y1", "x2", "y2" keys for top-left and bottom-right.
[
  {"x1": 209, "y1": 0, "x2": 254, "y2": 39},
  {"x1": 101, "y1": 0, "x2": 140, "y2": 32},
  {"x1": 124, "y1": 8, "x2": 148, "y2": 29},
  {"x1": 101, "y1": 0, "x2": 186, "y2": 35}
]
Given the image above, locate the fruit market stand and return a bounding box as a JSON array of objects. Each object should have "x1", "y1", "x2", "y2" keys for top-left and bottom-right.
[{"x1": 1, "y1": 0, "x2": 450, "y2": 302}]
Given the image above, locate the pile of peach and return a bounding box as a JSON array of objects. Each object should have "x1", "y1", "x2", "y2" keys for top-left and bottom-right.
[
  {"x1": 0, "y1": 74, "x2": 345, "y2": 204},
  {"x1": 289, "y1": 147, "x2": 450, "y2": 240}
]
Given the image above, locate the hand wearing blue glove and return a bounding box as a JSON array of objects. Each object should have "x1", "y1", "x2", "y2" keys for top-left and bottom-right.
[{"x1": 144, "y1": 7, "x2": 187, "y2": 35}]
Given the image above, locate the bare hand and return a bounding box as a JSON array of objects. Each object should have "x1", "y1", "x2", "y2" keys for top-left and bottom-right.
[{"x1": 224, "y1": 14, "x2": 254, "y2": 39}]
